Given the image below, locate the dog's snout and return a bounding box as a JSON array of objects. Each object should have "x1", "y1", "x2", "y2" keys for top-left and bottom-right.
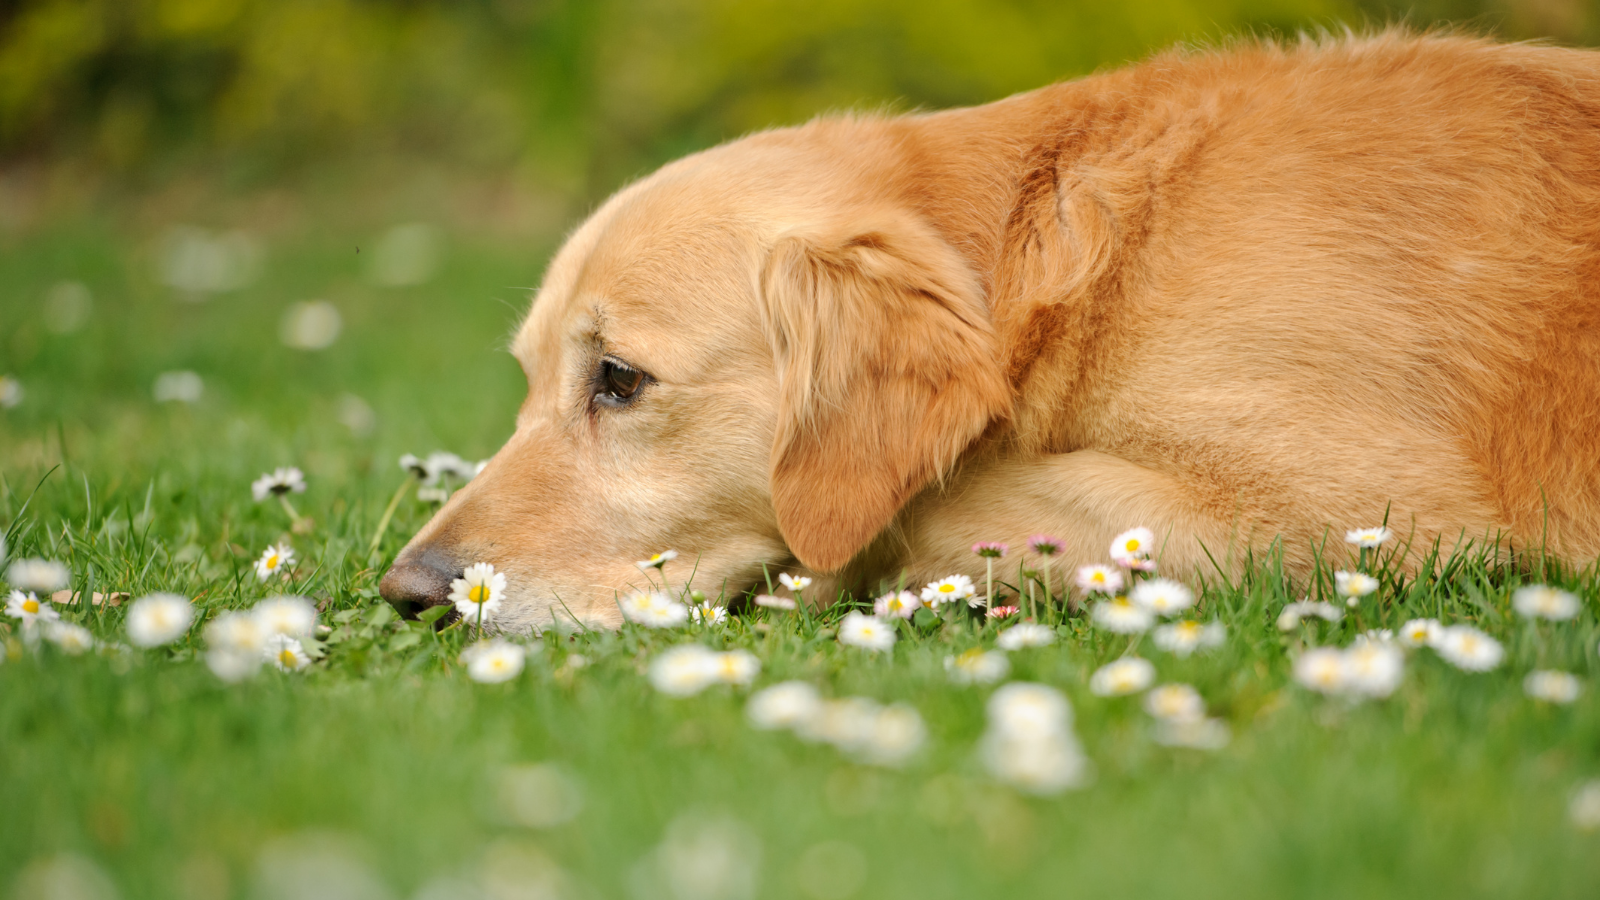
[{"x1": 379, "y1": 548, "x2": 459, "y2": 619}]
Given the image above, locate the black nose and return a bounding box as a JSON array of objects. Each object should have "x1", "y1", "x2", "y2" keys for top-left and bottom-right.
[{"x1": 379, "y1": 547, "x2": 459, "y2": 619}]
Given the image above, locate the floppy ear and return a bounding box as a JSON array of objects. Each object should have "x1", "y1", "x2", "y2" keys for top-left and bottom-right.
[{"x1": 760, "y1": 212, "x2": 1011, "y2": 572}]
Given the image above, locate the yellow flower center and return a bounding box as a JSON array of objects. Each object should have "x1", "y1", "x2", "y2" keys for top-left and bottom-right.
[
  {"x1": 1178, "y1": 622, "x2": 1200, "y2": 637},
  {"x1": 939, "y1": 584, "x2": 955, "y2": 593},
  {"x1": 278, "y1": 649, "x2": 297, "y2": 668},
  {"x1": 1091, "y1": 572, "x2": 1105, "y2": 584},
  {"x1": 22, "y1": 598, "x2": 40, "y2": 614},
  {"x1": 1125, "y1": 539, "x2": 1140, "y2": 552},
  {"x1": 469, "y1": 584, "x2": 489, "y2": 604},
  {"x1": 266, "y1": 553, "x2": 279, "y2": 569}
]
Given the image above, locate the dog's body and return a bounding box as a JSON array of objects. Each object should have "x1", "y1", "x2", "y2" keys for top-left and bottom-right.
[{"x1": 381, "y1": 33, "x2": 1600, "y2": 629}]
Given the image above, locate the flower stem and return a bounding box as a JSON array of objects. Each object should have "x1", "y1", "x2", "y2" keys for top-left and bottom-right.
[
  {"x1": 277, "y1": 494, "x2": 304, "y2": 530},
  {"x1": 367, "y1": 478, "x2": 414, "y2": 559},
  {"x1": 985, "y1": 557, "x2": 995, "y2": 617}
]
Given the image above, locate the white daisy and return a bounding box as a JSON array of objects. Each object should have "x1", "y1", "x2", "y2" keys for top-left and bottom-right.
[
  {"x1": 746, "y1": 681, "x2": 821, "y2": 730},
  {"x1": 987, "y1": 682, "x2": 1073, "y2": 740},
  {"x1": 1091, "y1": 595, "x2": 1153, "y2": 634},
  {"x1": 1571, "y1": 781, "x2": 1600, "y2": 831},
  {"x1": 648, "y1": 645, "x2": 719, "y2": 696},
  {"x1": 857, "y1": 703, "x2": 926, "y2": 767},
  {"x1": 690, "y1": 601, "x2": 727, "y2": 625},
  {"x1": 1152, "y1": 620, "x2": 1225, "y2": 656},
  {"x1": 417, "y1": 487, "x2": 450, "y2": 504},
  {"x1": 979, "y1": 729, "x2": 1089, "y2": 794},
  {"x1": 1075, "y1": 564, "x2": 1124, "y2": 594},
  {"x1": 944, "y1": 648, "x2": 1011, "y2": 685},
  {"x1": 250, "y1": 467, "x2": 306, "y2": 502},
  {"x1": 1109, "y1": 527, "x2": 1155, "y2": 566},
  {"x1": 207, "y1": 648, "x2": 261, "y2": 682},
  {"x1": 797, "y1": 697, "x2": 882, "y2": 748},
  {"x1": 754, "y1": 594, "x2": 797, "y2": 611},
  {"x1": 265, "y1": 634, "x2": 311, "y2": 672},
  {"x1": 636, "y1": 550, "x2": 678, "y2": 571},
  {"x1": 837, "y1": 611, "x2": 895, "y2": 652},
  {"x1": 252, "y1": 595, "x2": 317, "y2": 638},
  {"x1": 709, "y1": 650, "x2": 761, "y2": 686},
  {"x1": 1152, "y1": 717, "x2": 1232, "y2": 750},
  {"x1": 1355, "y1": 629, "x2": 1395, "y2": 647},
  {"x1": 920, "y1": 575, "x2": 976, "y2": 608},
  {"x1": 873, "y1": 590, "x2": 921, "y2": 619},
  {"x1": 1294, "y1": 647, "x2": 1348, "y2": 694},
  {"x1": 996, "y1": 622, "x2": 1057, "y2": 650},
  {"x1": 1524, "y1": 670, "x2": 1581, "y2": 704},
  {"x1": 254, "y1": 543, "x2": 295, "y2": 582},
  {"x1": 1089, "y1": 657, "x2": 1156, "y2": 696},
  {"x1": 778, "y1": 573, "x2": 812, "y2": 592},
  {"x1": 1343, "y1": 642, "x2": 1404, "y2": 698},
  {"x1": 205, "y1": 611, "x2": 267, "y2": 682},
  {"x1": 5, "y1": 558, "x2": 70, "y2": 593},
  {"x1": 449, "y1": 562, "x2": 506, "y2": 625},
  {"x1": 1397, "y1": 618, "x2": 1442, "y2": 648},
  {"x1": 1512, "y1": 585, "x2": 1581, "y2": 622},
  {"x1": 5, "y1": 590, "x2": 59, "y2": 626},
  {"x1": 1143, "y1": 683, "x2": 1206, "y2": 722},
  {"x1": 44, "y1": 621, "x2": 94, "y2": 655},
  {"x1": 619, "y1": 590, "x2": 689, "y2": 628},
  {"x1": 1131, "y1": 578, "x2": 1195, "y2": 616},
  {"x1": 462, "y1": 639, "x2": 526, "y2": 684},
  {"x1": 1434, "y1": 625, "x2": 1504, "y2": 672},
  {"x1": 0, "y1": 373, "x2": 21, "y2": 408},
  {"x1": 1345, "y1": 526, "x2": 1393, "y2": 548},
  {"x1": 1276, "y1": 600, "x2": 1344, "y2": 630},
  {"x1": 1334, "y1": 571, "x2": 1380, "y2": 605},
  {"x1": 124, "y1": 593, "x2": 195, "y2": 647}
]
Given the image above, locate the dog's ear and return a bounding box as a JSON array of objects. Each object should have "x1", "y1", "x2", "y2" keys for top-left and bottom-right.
[{"x1": 760, "y1": 212, "x2": 1011, "y2": 572}]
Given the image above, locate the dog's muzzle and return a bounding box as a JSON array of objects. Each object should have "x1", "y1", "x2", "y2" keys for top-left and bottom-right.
[{"x1": 378, "y1": 546, "x2": 460, "y2": 619}]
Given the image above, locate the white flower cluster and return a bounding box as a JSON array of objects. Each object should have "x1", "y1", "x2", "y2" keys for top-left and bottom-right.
[
  {"x1": 649, "y1": 645, "x2": 760, "y2": 696},
  {"x1": 5, "y1": 557, "x2": 70, "y2": 593},
  {"x1": 400, "y1": 451, "x2": 486, "y2": 503},
  {"x1": 980, "y1": 683, "x2": 1090, "y2": 793},
  {"x1": 1143, "y1": 683, "x2": 1232, "y2": 750},
  {"x1": 1276, "y1": 600, "x2": 1344, "y2": 630},
  {"x1": 1091, "y1": 578, "x2": 1195, "y2": 635},
  {"x1": 1293, "y1": 640, "x2": 1406, "y2": 698},
  {"x1": 620, "y1": 590, "x2": 689, "y2": 628},
  {"x1": 943, "y1": 647, "x2": 1011, "y2": 685},
  {"x1": 745, "y1": 683, "x2": 925, "y2": 767},
  {"x1": 204, "y1": 595, "x2": 319, "y2": 681}
]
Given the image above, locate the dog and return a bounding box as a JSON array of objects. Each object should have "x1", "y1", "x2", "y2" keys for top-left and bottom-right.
[{"x1": 380, "y1": 32, "x2": 1600, "y2": 630}]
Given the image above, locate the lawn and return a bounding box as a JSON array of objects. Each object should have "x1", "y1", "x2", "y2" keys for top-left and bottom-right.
[{"x1": 3, "y1": 225, "x2": 1599, "y2": 900}]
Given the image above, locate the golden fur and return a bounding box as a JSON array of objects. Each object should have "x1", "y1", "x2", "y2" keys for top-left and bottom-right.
[{"x1": 382, "y1": 33, "x2": 1600, "y2": 629}]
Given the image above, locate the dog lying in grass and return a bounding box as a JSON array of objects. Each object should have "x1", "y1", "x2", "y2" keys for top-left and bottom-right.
[{"x1": 381, "y1": 32, "x2": 1600, "y2": 630}]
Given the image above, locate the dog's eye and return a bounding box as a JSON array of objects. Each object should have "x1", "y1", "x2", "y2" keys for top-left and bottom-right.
[{"x1": 595, "y1": 359, "x2": 646, "y2": 407}]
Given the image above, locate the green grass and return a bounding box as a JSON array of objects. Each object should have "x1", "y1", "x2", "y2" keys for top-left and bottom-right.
[{"x1": 3, "y1": 227, "x2": 1600, "y2": 900}]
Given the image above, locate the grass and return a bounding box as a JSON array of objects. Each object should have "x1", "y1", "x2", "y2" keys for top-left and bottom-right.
[{"x1": 3, "y1": 226, "x2": 1600, "y2": 900}]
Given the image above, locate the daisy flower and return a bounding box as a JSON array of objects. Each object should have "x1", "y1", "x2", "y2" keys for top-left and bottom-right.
[
  {"x1": 778, "y1": 573, "x2": 812, "y2": 592},
  {"x1": 1089, "y1": 657, "x2": 1156, "y2": 696},
  {"x1": 1075, "y1": 564, "x2": 1124, "y2": 595},
  {"x1": 972, "y1": 542, "x2": 1008, "y2": 559},
  {"x1": 837, "y1": 611, "x2": 895, "y2": 652},
  {"x1": 462, "y1": 639, "x2": 526, "y2": 684},
  {"x1": 1153, "y1": 717, "x2": 1231, "y2": 750},
  {"x1": 1276, "y1": 600, "x2": 1344, "y2": 630},
  {"x1": 265, "y1": 634, "x2": 311, "y2": 672},
  {"x1": 1130, "y1": 578, "x2": 1194, "y2": 616},
  {"x1": 1397, "y1": 618, "x2": 1442, "y2": 648},
  {"x1": 1343, "y1": 642, "x2": 1404, "y2": 698},
  {"x1": 797, "y1": 697, "x2": 881, "y2": 748},
  {"x1": 1152, "y1": 620, "x2": 1225, "y2": 656},
  {"x1": 920, "y1": 575, "x2": 976, "y2": 609},
  {"x1": 6, "y1": 589, "x2": 60, "y2": 628},
  {"x1": 857, "y1": 703, "x2": 927, "y2": 767},
  {"x1": 417, "y1": 487, "x2": 449, "y2": 504},
  {"x1": 252, "y1": 595, "x2": 317, "y2": 638},
  {"x1": 980, "y1": 728, "x2": 1088, "y2": 794},
  {"x1": 125, "y1": 593, "x2": 195, "y2": 647},
  {"x1": 1345, "y1": 526, "x2": 1393, "y2": 548},
  {"x1": 988, "y1": 682, "x2": 1074, "y2": 740},
  {"x1": 1355, "y1": 629, "x2": 1395, "y2": 647},
  {"x1": 996, "y1": 622, "x2": 1056, "y2": 650},
  {"x1": 1109, "y1": 527, "x2": 1155, "y2": 567},
  {"x1": 1571, "y1": 781, "x2": 1600, "y2": 831},
  {"x1": 205, "y1": 611, "x2": 266, "y2": 682},
  {"x1": 648, "y1": 645, "x2": 719, "y2": 696},
  {"x1": 746, "y1": 681, "x2": 821, "y2": 730},
  {"x1": 944, "y1": 648, "x2": 1011, "y2": 685},
  {"x1": 1524, "y1": 670, "x2": 1581, "y2": 704},
  {"x1": 1028, "y1": 534, "x2": 1065, "y2": 556},
  {"x1": 5, "y1": 558, "x2": 70, "y2": 593},
  {"x1": 1091, "y1": 595, "x2": 1153, "y2": 634},
  {"x1": 1143, "y1": 684, "x2": 1206, "y2": 722},
  {"x1": 1434, "y1": 625, "x2": 1504, "y2": 672},
  {"x1": 45, "y1": 621, "x2": 94, "y2": 655},
  {"x1": 710, "y1": 650, "x2": 760, "y2": 686},
  {"x1": 1512, "y1": 585, "x2": 1581, "y2": 622},
  {"x1": 1334, "y1": 571, "x2": 1380, "y2": 605},
  {"x1": 988, "y1": 605, "x2": 1019, "y2": 619},
  {"x1": 754, "y1": 594, "x2": 797, "y2": 611},
  {"x1": 690, "y1": 601, "x2": 727, "y2": 625},
  {"x1": 636, "y1": 550, "x2": 678, "y2": 571},
  {"x1": 619, "y1": 590, "x2": 689, "y2": 628},
  {"x1": 1293, "y1": 647, "x2": 1348, "y2": 694},
  {"x1": 254, "y1": 543, "x2": 295, "y2": 582},
  {"x1": 0, "y1": 373, "x2": 21, "y2": 408},
  {"x1": 450, "y1": 562, "x2": 506, "y2": 625},
  {"x1": 250, "y1": 467, "x2": 306, "y2": 501},
  {"x1": 873, "y1": 590, "x2": 920, "y2": 619}
]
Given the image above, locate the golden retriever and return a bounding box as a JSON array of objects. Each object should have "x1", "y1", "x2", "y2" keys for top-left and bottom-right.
[{"x1": 380, "y1": 32, "x2": 1600, "y2": 629}]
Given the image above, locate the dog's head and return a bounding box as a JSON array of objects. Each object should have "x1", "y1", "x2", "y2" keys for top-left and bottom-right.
[{"x1": 379, "y1": 122, "x2": 1011, "y2": 628}]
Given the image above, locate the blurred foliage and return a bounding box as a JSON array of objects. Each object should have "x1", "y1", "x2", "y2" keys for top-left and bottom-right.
[{"x1": 1, "y1": 0, "x2": 1595, "y2": 210}]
